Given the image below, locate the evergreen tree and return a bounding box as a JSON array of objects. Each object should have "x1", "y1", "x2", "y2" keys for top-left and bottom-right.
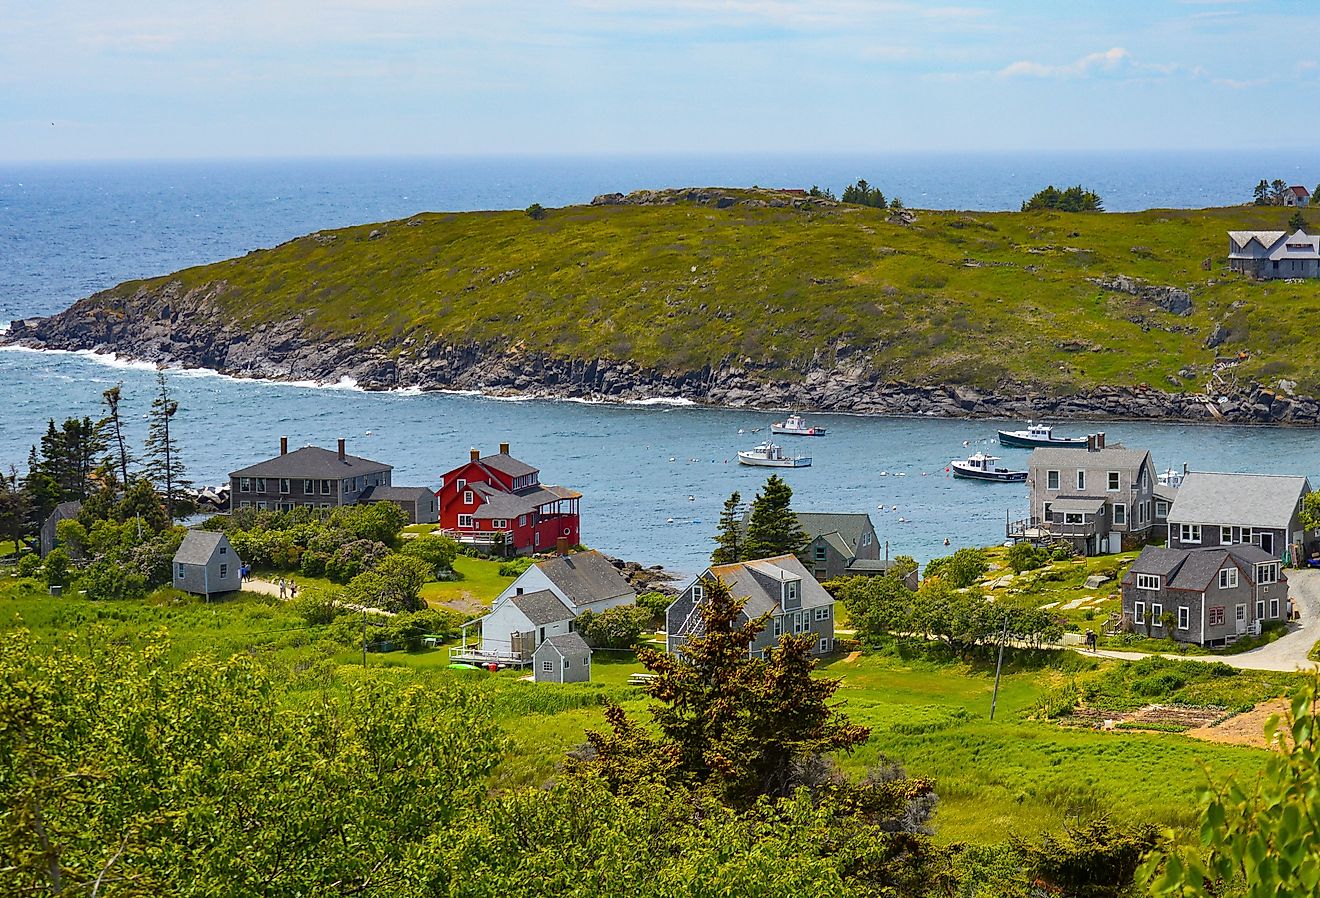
[
  {"x1": 1253, "y1": 179, "x2": 1270, "y2": 205},
  {"x1": 21, "y1": 445, "x2": 61, "y2": 526},
  {"x1": 743, "y1": 475, "x2": 807, "y2": 560},
  {"x1": 1289, "y1": 210, "x2": 1308, "y2": 232},
  {"x1": 0, "y1": 467, "x2": 32, "y2": 553},
  {"x1": 99, "y1": 383, "x2": 134, "y2": 492},
  {"x1": 1271, "y1": 179, "x2": 1288, "y2": 203},
  {"x1": 144, "y1": 373, "x2": 190, "y2": 521},
  {"x1": 710, "y1": 491, "x2": 742, "y2": 564}
]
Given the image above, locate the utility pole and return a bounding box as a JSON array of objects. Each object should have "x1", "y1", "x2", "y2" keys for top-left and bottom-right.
[
  {"x1": 362, "y1": 606, "x2": 368, "y2": 669},
  {"x1": 990, "y1": 613, "x2": 1010, "y2": 720}
]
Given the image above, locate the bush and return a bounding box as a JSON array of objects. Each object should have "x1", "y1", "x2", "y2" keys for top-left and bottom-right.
[
  {"x1": 577, "y1": 604, "x2": 651, "y2": 650},
  {"x1": 293, "y1": 588, "x2": 343, "y2": 626},
  {"x1": 498, "y1": 557, "x2": 534, "y2": 577},
  {"x1": 78, "y1": 559, "x2": 148, "y2": 601},
  {"x1": 924, "y1": 548, "x2": 988, "y2": 588},
  {"x1": 399, "y1": 534, "x2": 459, "y2": 577},
  {"x1": 15, "y1": 553, "x2": 40, "y2": 578},
  {"x1": 1050, "y1": 545, "x2": 1074, "y2": 562},
  {"x1": 42, "y1": 548, "x2": 70, "y2": 588},
  {"x1": 1006, "y1": 542, "x2": 1048, "y2": 573},
  {"x1": 325, "y1": 540, "x2": 390, "y2": 584},
  {"x1": 636, "y1": 591, "x2": 672, "y2": 622},
  {"x1": 342, "y1": 554, "x2": 430, "y2": 613}
]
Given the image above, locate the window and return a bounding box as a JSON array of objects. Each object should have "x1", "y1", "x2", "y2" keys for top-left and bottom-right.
[
  {"x1": 542, "y1": 661, "x2": 553, "y2": 672},
  {"x1": 257, "y1": 501, "x2": 267, "y2": 511},
  {"x1": 518, "y1": 514, "x2": 527, "y2": 526},
  {"x1": 1134, "y1": 601, "x2": 1145, "y2": 624},
  {"x1": 1152, "y1": 603, "x2": 1163, "y2": 626},
  {"x1": 1064, "y1": 512, "x2": 1084, "y2": 524},
  {"x1": 1221, "y1": 526, "x2": 1233, "y2": 544},
  {"x1": 1076, "y1": 470, "x2": 1086, "y2": 491},
  {"x1": 1256, "y1": 600, "x2": 1265, "y2": 620},
  {"x1": 1219, "y1": 568, "x2": 1238, "y2": 589},
  {"x1": 320, "y1": 479, "x2": 332, "y2": 495},
  {"x1": 240, "y1": 477, "x2": 251, "y2": 492},
  {"x1": 1270, "y1": 598, "x2": 1280, "y2": 619},
  {"x1": 1209, "y1": 606, "x2": 1225, "y2": 626},
  {"x1": 256, "y1": 478, "x2": 267, "y2": 492},
  {"x1": 280, "y1": 478, "x2": 290, "y2": 494},
  {"x1": 1108, "y1": 471, "x2": 1120, "y2": 491},
  {"x1": 814, "y1": 545, "x2": 827, "y2": 561},
  {"x1": 1136, "y1": 573, "x2": 1159, "y2": 590},
  {"x1": 219, "y1": 546, "x2": 227, "y2": 556},
  {"x1": 862, "y1": 532, "x2": 873, "y2": 546},
  {"x1": 219, "y1": 564, "x2": 228, "y2": 578},
  {"x1": 814, "y1": 606, "x2": 831, "y2": 621},
  {"x1": 457, "y1": 514, "x2": 474, "y2": 528},
  {"x1": 1179, "y1": 524, "x2": 1201, "y2": 544},
  {"x1": 456, "y1": 478, "x2": 466, "y2": 490},
  {"x1": 1156, "y1": 501, "x2": 1169, "y2": 517},
  {"x1": 239, "y1": 500, "x2": 251, "y2": 509},
  {"x1": 304, "y1": 479, "x2": 314, "y2": 494},
  {"x1": 342, "y1": 479, "x2": 351, "y2": 494},
  {"x1": 786, "y1": 580, "x2": 800, "y2": 603},
  {"x1": 1047, "y1": 470, "x2": 1060, "y2": 490},
  {"x1": 692, "y1": 583, "x2": 704, "y2": 603},
  {"x1": 463, "y1": 490, "x2": 474, "y2": 505},
  {"x1": 176, "y1": 564, "x2": 185, "y2": 579},
  {"x1": 819, "y1": 637, "x2": 831, "y2": 653},
  {"x1": 1113, "y1": 503, "x2": 1127, "y2": 526},
  {"x1": 774, "y1": 617, "x2": 783, "y2": 637},
  {"x1": 1177, "y1": 606, "x2": 1189, "y2": 630},
  {"x1": 1258, "y1": 563, "x2": 1280, "y2": 584},
  {"x1": 563, "y1": 659, "x2": 569, "y2": 670}
]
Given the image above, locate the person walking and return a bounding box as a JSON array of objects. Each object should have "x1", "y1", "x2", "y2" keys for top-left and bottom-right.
[
  {"x1": 1085, "y1": 628, "x2": 1097, "y2": 652},
  {"x1": 278, "y1": 577, "x2": 286, "y2": 599}
]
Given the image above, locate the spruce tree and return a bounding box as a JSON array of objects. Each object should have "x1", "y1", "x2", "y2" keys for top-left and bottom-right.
[
  {"x1": 144, "y1": 373, "x2": 190, "y2": 521},
  {"x1": 710, "y1": 491, "x2": 742, "y2": 564},
  {"x1": 99, "y1": 383, "x2": 135, "y2": 492},
  {"x1": 742, "y1": 475, "x2": 807, "y2": 560}
]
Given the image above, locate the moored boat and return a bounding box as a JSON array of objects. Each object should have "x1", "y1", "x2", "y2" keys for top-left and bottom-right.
[
  {"x1": 996, "y1": 421, "x2": 1088, "y2": 449},
  {"x1": 771, "y1": 413, "x2": 827, "y2": 436},
  {"x1": 949, "y1": 452, "x2": 1027, "y2": 482},
  {"x1": 737, "y1": 442, "x2": 811, "y2": 468}
]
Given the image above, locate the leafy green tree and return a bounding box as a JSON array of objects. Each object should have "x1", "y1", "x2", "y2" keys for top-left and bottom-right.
[
  {"x1": 837, "y1": 572, "x2": 916, "y2": 644},
  {"x1": 1022, "y1": 184, "x2": 1104, "y2": 212},
  {"x1": 1271, "y1": 178, "x2": 1288, "y2": 202},
  {"x1": 711, "y1": 490, "x2": 742, "y2": 564},
  {"x1": 325, "y1": 538, "x2": 390, "y2": 583},
  {"x1": 343, "y1": 553, "x2": 429, "y2": 612},
  {"x1": 329, "y1": 502, "x2": 407, "y2": 546},
  {"x1": 143, "y1": 372, "x2": 191, "y2": 520},
  {"x1": 576, "y1": 604, "x2": 651, "y2": 649},
  {"x1": 743, "y1": 476, "x2": 807, "y2": 560},
  {"x1": 1253, "y1": 179, "x2": 1271, "y2": 205},
  {"x1": 1143, "y1": 677, "x2": 1320, "y2": 897},
  {"x1": 635, "y1": 590, "x2": 672, "y2": 622},
  {"x1": 115, "y1": 478, "x2": 171, "y2": 533},
  {"x1": 1016, "y1": 817, "x2": 1160, "y2": 897},
  {"x1": 1006, "y1": 541, "x2": 1048, "y2": 573},
  {"x1": 41, "y1": 548, "x2": 69, "y2": 588},
  {"x1": 923, "y1": 547, "x2": 988, "y2": 588},
  {"x1": 399, "y1": 533, "x2": 459, "y2": 576}
]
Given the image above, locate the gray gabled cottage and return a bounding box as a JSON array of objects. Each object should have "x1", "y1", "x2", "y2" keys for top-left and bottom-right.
[
  {"x1": 666, "y1": 554, "x2": 835, "y2": 659},
  {"x1": 173, "y1": 531, "x2": 241, "y2": 598},
  {"x1": 1165, "y1": 472, "x2": 1311, "y2": 560},
  {"x1": 533, "y1": 632, "x2": 592, "y2": 683}
]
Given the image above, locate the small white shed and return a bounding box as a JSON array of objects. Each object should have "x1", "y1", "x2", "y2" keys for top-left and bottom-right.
[{"x1": 533, "y1": 632, "x2": 592, "y2": 684}]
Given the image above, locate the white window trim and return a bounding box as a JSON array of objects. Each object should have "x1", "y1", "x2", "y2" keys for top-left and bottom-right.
[
  {"x1": 541, "y1": 660, "x2": 553, "y2": 672},
  {"x1": 1219, "y1": 568, "x2": 1238, "y2": 589},
  {"x1": 1113, "y1": 503, "x2": 1127, "y2": 526},
  {"x1": 1177, "y1": 606, "x2": 1189, "y2": 630},
  {"x1": 1047, "y1": 470, "x2": 1060, "y2": 490},
  {"x1": 176, "y1": 564, "x2": 185, "y2": 579},
  {"x1": 1134, "y1": 601, "x2": 1145, "y2": 624},
  {"x1": 240, "y1": 477, "x2": 251, "y2": 493},
  {"x1": 1270, "y1": 598, "x2": 1280, "y2": 619},
  {"x1": 457, "y1": 514, "x2": 474, "y2": 528},
  {"x1": 1077, "y1": 470, "x2": 1086, "y2": 491},
  {"x1": 1107, "y1": 471, "x2": 1120, "y2": 492},
  {"x1": 1258, "y1": 563, "x2": 1279, "y2": 585},
  {"x1": 819, "y1": 637, "x2": 830, "y2": 653},
  {"x1": 1180, "y1": 523, "x2": 1201, "y2": 545},
  {"x1": 463, "y1": 490, "x2": 474, "y2": 505},
  {"x1": 1151, "y1": 603, "x2": 1164, "y2": 626},
  {"x1": 1136, "y1": 573, "x2": 1159, "y2": 591},
  {"x1": 814, "y1": 606, "x2": 830, "y2": 621},
  {"x1": 692, "y1": 583, "x2": 705, "y2": 603}
]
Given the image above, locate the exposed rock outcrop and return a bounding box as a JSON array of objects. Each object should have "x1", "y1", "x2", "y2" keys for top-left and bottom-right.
[{"x1": 1089, "y1": 275, "x2": 1192, "y2": 316}]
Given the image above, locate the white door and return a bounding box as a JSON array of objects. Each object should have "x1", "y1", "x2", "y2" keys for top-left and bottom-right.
[
  {"x1": 1107, "y1": 533, "x2": 1122, "y2": 554},
  {"x1": 1235, "y1": 604, "x2": 1247, "y2": 634}
]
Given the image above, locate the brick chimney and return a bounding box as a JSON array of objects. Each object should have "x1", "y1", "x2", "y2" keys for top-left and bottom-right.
[
  {"x1": 470, "y1": 447, "x2": 480, "y2": 463},
  {"x1": 1087, "y1": 435, "x2": 1097, "y2": 452},
  {"x1": 499, "y1": 441, "x2": 510, "y2": 455},
  {"x1": 337, "y1": 438, "x2": 346, "y2": 461},
  {"x1": 556, "y1": 536, "x2": 571, "y2": 555},
  {"x1": 280, "y1": 436, "x2": 288, "y2": 456},
  {"x1": 1095, "y1": 432, "x2": 1106, "y2": 449}
]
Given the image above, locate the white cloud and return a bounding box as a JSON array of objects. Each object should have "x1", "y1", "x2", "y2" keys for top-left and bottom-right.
[{"x1": 998, "y1": 46, "x2": 1129, "y2": 79}]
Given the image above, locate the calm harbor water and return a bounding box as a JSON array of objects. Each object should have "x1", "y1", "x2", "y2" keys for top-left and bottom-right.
[{"x1": 4, "y1": 152, "x2": 1320, "y2": 572}]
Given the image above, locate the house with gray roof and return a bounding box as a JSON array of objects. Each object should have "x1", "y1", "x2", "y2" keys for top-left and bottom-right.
[
  {"x1": 1166, "y1": 471, "x2": 1311, "y2": 560},
  {"x1": 533, "y1": 632, "x2": 593, "y2": 683},
  {"x1": 229, "y1": 436, "x2": 436, "y2": 520},
  {"x1": 40, "y1": 500, "x2": 82, "y2": 557},
  {"x1": 173, "y1": 530, "x2": 241, "y2": 598},
  {"x1": 1228, "y1": 229, "x2": 1320, "y2": 279},
  {"x1": 453, "y1": 550, "x2": 637, "y2": 664},
  {"x1": 1120, "y1": 544, "x2": 1288, "y2": 646},
  {"x1": 1011, "y1": 434, "x2": 1159, "y2": 556},
  {"x1": 666, "y1": 554, "x2": 835, "y2": 659}
]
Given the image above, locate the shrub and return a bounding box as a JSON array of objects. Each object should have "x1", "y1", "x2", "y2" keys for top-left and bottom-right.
[
  {"x1": 325, "y1": 540, "x2": 390, "y2": 584},
  {"x1": 576, "y1": 604, "x2": 651, "y2": 650},
  {"x1": 1006, "y1": 542, "x2": 1048, "y2": 573},
  {"x1": 636, "y1": 591, "x2": 672, "y2": 622},
  {"x1": 924, "y1": 548, "x2": 988, "y2": 588},
  {"x1": 399, "y1": 535, "x2": 459, "y2": 577},
  {"x1": 342, "y1": 554, "x2": 430, "y2": 613},
  {"x1": 300, "y1": 550, "x2": 329, "y2": 578},
  {"x1": 1050, "y1": 545, "x2": 1074, "y2": 562},
  {"x1": 15, "y1": 554, "x2": 40, "y2": 578},
  {"x1": 498, "y1": 557, "x2": 534, "y2": 577},
  {"x1": 293, "y1": 588, "x2": 343, "y2": 626},
  {"x1": 42, "y1": 549, "x2": 70, "y2": 588},
  {"x1": 78, "y1": 559, "x2": 148, "y2": 601}
]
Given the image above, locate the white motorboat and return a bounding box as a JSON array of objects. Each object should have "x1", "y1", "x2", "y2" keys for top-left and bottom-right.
[
  {"x1": 737, "y1": 442, "x2": 811, "y2": 468},
  {"x1": 1158, "y1": 467, "x2": 1186, "y2": 489},
  {"x1": 996, "y1": 421, "x2": 1088, "y2": 449},
  {"x1": 949, "y1": 452, "x2": 1027, "y2": 482},
  {"x1": 770, "y1": 413, "x2": 827, "y2": 436}
]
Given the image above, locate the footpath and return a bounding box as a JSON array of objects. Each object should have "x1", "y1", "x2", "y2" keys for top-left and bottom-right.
[{"x1": 244, "y1": 577, "x2": 396, "y2": 617}]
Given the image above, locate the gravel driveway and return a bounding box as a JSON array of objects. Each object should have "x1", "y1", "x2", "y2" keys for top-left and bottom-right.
[{"x1": 1087, "y1": 569, "x2": 1320, "y2": 673}]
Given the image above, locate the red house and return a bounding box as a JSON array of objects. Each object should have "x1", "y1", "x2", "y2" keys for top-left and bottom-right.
[{"x1": 437, "y1": 442, "x2": 582, "y2": 555}]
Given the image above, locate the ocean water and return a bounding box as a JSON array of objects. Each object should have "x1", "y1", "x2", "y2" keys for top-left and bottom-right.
[{"x1": 4, "y1": 152, "x2": 1320, "y2": 572}]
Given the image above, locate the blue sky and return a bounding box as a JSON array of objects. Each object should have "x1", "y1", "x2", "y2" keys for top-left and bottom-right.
[{"x1": 3, "y1": 0, "x2": 1318, "y2": 160}]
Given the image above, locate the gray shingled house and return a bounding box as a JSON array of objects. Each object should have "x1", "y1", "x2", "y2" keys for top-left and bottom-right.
[
  {"x1": 666, "y1": 554, "x2": 835, "y2": 659},
  {"x1": 1120, "y1": 544, "x2": 1287, "y2": 647},
  {"x1": 533, "y1": 632, "x2": 593, "y2": 683},
  {"x1": 40, "y1": 500, "x2": 82, "y2": 557},
  {"x1": 1165, "y1": 472, "x2": 1311, "y2": 561},
  {"x1": 230, "y1": 437, "x2": 436, "y2": 521},
  {"x1": 173, "y1": 531, "x2": 241, "y2": 598},
  {"x1": 1228, "y1": 229, "x2": 1320, "y2": 279}
]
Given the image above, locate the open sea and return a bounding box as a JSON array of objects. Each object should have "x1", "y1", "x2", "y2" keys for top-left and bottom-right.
[{"x1": 4, "y1": 151, "x2": 1320, "y2": 572}]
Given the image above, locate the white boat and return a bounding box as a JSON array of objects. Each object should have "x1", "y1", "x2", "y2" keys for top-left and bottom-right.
[
  {"x1": 997, "y1": 421, "x2": 1088, "y2": 449},
  {"x1": 949, "y1": 452, "x2": 1027, "y2": 483},
  {"x1": 770, "y1": 413, "x2": 827, "y2": 436},
  {"x1": 1158, "y1": 467, "x2": 1186, "y2": 489},
  {"x1": 737, "y1": 442, "x2": 811, "y2": 468}
]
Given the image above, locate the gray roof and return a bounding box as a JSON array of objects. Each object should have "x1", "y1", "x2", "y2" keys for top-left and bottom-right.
[
  {"x1": 1051, "y1": 496, "x2": 1107, "y2": 514},
  {"x1": 510, "y1": 590, "x2": 576, "y2": 626},
  {"x1": 845, "y1": 558, "x2": 894, "y2": 573},
  {"x1": 537, "y1": 551, "x2": 636, "y2": 606},
  {"x1": 813, "y1": 531, "x2": 853, "y2": 557},
  {"x1": 480, "y1": 453, "x2": 538, "y2": 478},
  {"x1": 794, "y1": 512, "x2": 874, "y2": 551},
  {"x1": 706, "y1": 554, "x2": 833, "y2": 616},
  {"x1": 1229, "y1": 230, "x2": 1286, "y2": 249},
  {"x1": 1126, "y1": 544, "x2": 1278, "y2": 591},
  {"x1": 231, "y1": 445, "x2": 392, "y2": 479},
  {"x1": 357, "y1": 485, "x2": 435, "y2": 502},
  {"x1": 1154, "y1": 484, "x2": 1178, "y2": 503},
  {"x1": 1030, "y1": 444, "x2": 1152, "y2": 473},
  {"x1": 174, "y1": 530, "x2": 230, "y2": 565},
  {"x1": 1167, "y1": 472, "x2": 1310, "y2": 530},
  {"x1": 44, "y1": 500, "x2": 82, "y2": 526},
  {"x1": 535, "y1": 631, "x2": 592, "y2": 658}
]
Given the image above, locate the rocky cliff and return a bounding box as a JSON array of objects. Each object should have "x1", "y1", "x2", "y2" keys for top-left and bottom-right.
[{"x1": 6, "y1": 277, "x2": 1318, "y2": 426}]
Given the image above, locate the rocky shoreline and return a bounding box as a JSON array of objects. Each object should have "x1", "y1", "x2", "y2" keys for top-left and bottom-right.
[{"x1": 5, "y1": 279, "x2": 1320, "y2": 426}]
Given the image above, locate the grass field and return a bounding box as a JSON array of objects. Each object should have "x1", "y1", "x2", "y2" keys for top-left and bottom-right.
[
  {"x1": 77, "y1": 193, "x2": 1320, "y2": 396},
  {"x1": 250, "y1": 554, "x2": 513, "y2": 614},
  {"x1": 0, "y1": 573, "x2": 1282, "y2": 847}
]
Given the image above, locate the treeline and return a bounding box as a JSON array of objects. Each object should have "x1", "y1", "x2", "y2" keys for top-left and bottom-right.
[
  {"x1": 809, "y1": 179, "x2": 903, "y2": 211},
  {"x1": 1021, "y1": 185, "x2": 1104, "y2": 212}
]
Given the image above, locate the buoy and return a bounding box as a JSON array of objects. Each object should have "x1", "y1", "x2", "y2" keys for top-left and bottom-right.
[
  {"x1": 669, "y1": 457, "x2": 676, "y2": 462},
  {"x1": 943, "y1": 538, "x2": 951, "y2": 546},
  {"x1": 687, "y1": 495, "x2": 695, "y2": 501},
  {"x1": 891, "y1": 505, "x2": 898, "y2": 511},
  {"x1": 898, "y1": 517, "x2": 907, "y2": 523},
  {"x1": 963, "y1": 440, "x2": 969, "y2": 447},
  {"x1": 666, "y1": 517, "x2": 675, "y2": 524}
]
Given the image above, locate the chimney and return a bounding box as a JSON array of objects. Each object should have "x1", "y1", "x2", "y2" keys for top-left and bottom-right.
[
  {"x1": 1096, "y1": 432, "x2": 1106, "y2": 449},
  {"x1": 280, "y1": 436, "x2": 288, "y2": 456},
  {"x1": 499, "y1": 441, "x2": 510, "y2": 455},
  {"x1": 1087, "y1": 434, "x2": 1097, "y2": 452},
  {"x1": 556, "y1": 536, "x2": 570, "y2": 555},
  {"x1": 470, "y1": 447, "x2": 481, "y2": 463},
  {"x1": 337, "y1": 438, "x2": 346, "y2": 461}
]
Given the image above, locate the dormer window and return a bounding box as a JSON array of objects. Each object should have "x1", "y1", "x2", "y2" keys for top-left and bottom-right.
[
  {"x1": 692, "y1": 583, "x2": 705, "y2": 603},
  {"x1": 786, "y1": 580, "x2": 799, "y2": 603},
  {"x1": 1258, "y1": 563, "x2": 1280, "y2": 585},
  {"x1": 1136, "y1": 574, "x2": 1160, "y2": 591}
]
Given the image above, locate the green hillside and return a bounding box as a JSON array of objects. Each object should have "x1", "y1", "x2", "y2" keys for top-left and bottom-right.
[{"x1": 106, "y1": 191, "x2": 1320, "y2": 394}]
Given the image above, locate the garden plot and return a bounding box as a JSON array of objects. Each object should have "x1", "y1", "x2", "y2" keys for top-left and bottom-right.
[{"x1": 1061, "y1": 704, "x2": 1228, "y2": 733}]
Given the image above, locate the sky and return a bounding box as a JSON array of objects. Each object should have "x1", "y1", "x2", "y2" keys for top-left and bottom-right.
[{"x1": 3, "y1": 0, "x2": 1319, "y2": 161}]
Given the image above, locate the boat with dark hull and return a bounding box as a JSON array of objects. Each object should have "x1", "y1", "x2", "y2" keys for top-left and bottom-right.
[
  {"x1": 950, "y1": 452, "x2": 1027, "y2": 483},
  {"x1": 996, "y1": 422, "x2": 1088, "y2": 449}
]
